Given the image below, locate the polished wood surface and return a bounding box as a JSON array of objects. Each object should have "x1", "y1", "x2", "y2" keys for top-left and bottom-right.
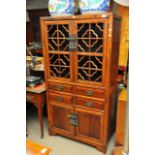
[
  {"x1": 26, "y1": 83, "x2": 46, "y2": 93},
  {"x1": 26, "y1": 140, "x2": 52, "y2": 155},
  {"x1": 118, "y1": 5, "x2": 129, "y2": 67},
  {"x1": 48, "y1": 92, "x2": 73, "y2": 105},
  {"x1": 116, "y1": 88, "x2": 127, "y2": 146},
  {"x1": 40, "y1": 13, "x2": 121, "y2": 153},
  {"x1": 47, "y1": 81, "x2": 73, "y2": 93},
  {"x1": 75, "y1": 97, "x2": 105, "y2": 110},
  {"x1": 111, "y1": 146, "x2": 123, "y2": 155},
  {"x1": 75, "y1": 86, "x2": 105, "y2": 98},
  {"x1": 26, "y1": 83, "x2": 46, "y2": 138}
]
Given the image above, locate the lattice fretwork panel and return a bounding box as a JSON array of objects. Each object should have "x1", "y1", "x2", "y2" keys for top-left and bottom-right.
[
  {"x1": 49, "y1": 54, "x2": 70, "y2": 78},
  {"x1": 77, "y1": 23, "x2": 104, "y2": 53},
  {"x1": 78, "y1": 55, "x2": 103, "y2": 82},
  {"x1": 48, "y1": 24, "x2": 70, "y2": 51}
]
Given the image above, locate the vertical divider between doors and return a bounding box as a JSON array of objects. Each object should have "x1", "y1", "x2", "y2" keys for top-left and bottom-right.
[{"x1": 69, "y1": 19, "x2": 76, "y2": 136}]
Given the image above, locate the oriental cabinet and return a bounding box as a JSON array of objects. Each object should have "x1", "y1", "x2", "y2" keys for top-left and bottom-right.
[{"x1": 41, "y1": 13, "x2": 121, "y2": 153}]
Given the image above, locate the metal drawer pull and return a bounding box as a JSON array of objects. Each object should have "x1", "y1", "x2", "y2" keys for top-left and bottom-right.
[
  {"x1": 56, "y1": 85, "x2": 64, "y2": 91},
  {"x1": 85, "y1": 102, "x2": 93, "y2": 107},
  {"x1": 67, "y1": 114, "x2": 77, "y2": 119},
  {"x1": 85, "y1": 90, "x2": 93, "y2": 96},
  {"x1": 56, "y1": 96, "x2": 64, "y2": 102}
]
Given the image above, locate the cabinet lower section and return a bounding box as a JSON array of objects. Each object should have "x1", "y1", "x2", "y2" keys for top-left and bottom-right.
[
  {"x1": 47, "y1": 91, "x2": 109, "y2": 153},
  {"x1": 49, "y1": 128, "x2": 107, "y2": 153}
]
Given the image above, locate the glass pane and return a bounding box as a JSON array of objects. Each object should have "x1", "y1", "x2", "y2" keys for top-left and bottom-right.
[
  {"x1": 48, "y1": 39, "x2": 58, "y2": 51},
  {"x1": 78, "y1": 55, "x2": 89, "y2": 68},
  {"x1": 58, "y1": 25, "x2": 69, "y2": 38},
  {"x1": 90, "y1": 39, "x2": 103, "y2": 53},
  {"x1": 90, "y1": 70, "x2": 102, "y2": 82},
  {"x1": 48, "y1": 24, "x2": 70, "y2": 51},
  {"x1": 78, "y1": 69, "x2": 89, "y2": 81},
  {"x1": 49, "y1": 54, "x2": 70, "y2": 78},
  {"x1": 59, "y1": 39, "x2": 69, "y2": 51},
  {"x1": 77, "y1": 24, "x2": 89, "y2": 38},
  {"x1": 77, "y1": 22, "x2": 104, "y2": 53},
  {"x1": 90, "y1": 23, "x2": 104, "y2": 38},
  {"x1": 77, "y1": 39, "x2": 89, "y2": 52},
  {"x1": 90, "y1": 56, "x2": 102, "y2": 69}
]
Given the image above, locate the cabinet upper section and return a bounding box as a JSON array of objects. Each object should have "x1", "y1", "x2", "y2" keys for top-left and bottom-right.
[{"x1": 40, "y1": 13, "x2": 121, "y2": 87}]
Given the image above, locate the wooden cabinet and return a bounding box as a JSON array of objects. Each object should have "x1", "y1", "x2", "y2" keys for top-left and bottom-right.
[{"x1": 41, "y1": 13, "x2": 121, "y2": 153}]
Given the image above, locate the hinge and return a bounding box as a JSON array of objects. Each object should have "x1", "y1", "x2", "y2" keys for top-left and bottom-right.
[
  {"x1": 68, "y1": 113, "x2": 78, "y2": 126},
  {"x1": 68, "y1": 35, "x2": 77, "y2": 51}
]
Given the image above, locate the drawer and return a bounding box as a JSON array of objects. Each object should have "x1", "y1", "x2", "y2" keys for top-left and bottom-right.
[
  {"x1": 76, "y1": 97, "x2": 104, "y2": 110},
  {"x1": 48, "y1": 92, "x2": 73, "y2": 105},
  {"x1": 75, "y1": 86, "x2": 105, "y2": 98},
  {"x1": 48, "y1": 82, "x2": 72, "y2": 93}
]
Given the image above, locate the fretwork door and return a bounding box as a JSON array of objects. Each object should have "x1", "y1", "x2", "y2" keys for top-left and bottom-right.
[
  {"x1": 44, "y1": 20, "x2": 74, "y2": 82},
  {"x1": 74, "y1": 19, "x2": 108, "y2": 86}
]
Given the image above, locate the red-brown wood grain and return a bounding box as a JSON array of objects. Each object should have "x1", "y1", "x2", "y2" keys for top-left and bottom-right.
[{"x1": 40, "y1": 13, "x2": 121, "y2": 153}]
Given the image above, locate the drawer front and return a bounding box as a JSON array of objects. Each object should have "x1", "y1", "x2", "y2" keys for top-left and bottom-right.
[
  {"x1": 48, "y1": 82, "x2": 72, "y2": 93},
  {"x1": 48, "y1": 92, "x2": 73, "y2": 105},
  {"x1": 76, "y1": 97, "x2": 104, "y2": 110},
  {"x1": 75, "y1": 86, "x2": 105, "y2": 98}
]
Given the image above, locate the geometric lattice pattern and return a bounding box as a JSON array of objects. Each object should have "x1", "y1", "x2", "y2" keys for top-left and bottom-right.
[
  {"x1": 49, "y1": 54, "x2": 70, "y2": 78},
  {"x1": 48, "y1": 24, "x2": 70, "y2": 51},
  {"x1": 78, "y1": 55, "x2": 102, "y2": 82},
  {"x1": 77, "y1": 23, "x2": 104, "y2": 53}
]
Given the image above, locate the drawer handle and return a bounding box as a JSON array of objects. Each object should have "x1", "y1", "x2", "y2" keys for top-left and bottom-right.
[
  {"x1": 56, "y1": 85, "x2": 64, "y2": 91},
  {"x1": 85, "y1": 102, "x2": 93, "y2": 107},
  {"x1": 85, "y1": 90, "x2": 93, "y2": 96},
  {"x1": 56, "y1": 96, "x2": 64, "y2": 102}
]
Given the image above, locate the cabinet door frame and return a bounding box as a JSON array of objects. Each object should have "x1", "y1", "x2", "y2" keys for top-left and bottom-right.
[
  {"x1": 74, "y1": 18, "x2": 108, "y2": 86},
  {"x1": 74, "y1": 107, "x2": 104, "y2": 143},
  {"x1": 43, "y1": 20, "x2": 74, "y2": 82},
  {"x1": 48, "y1": 101, "x2": 75, "y2": 137}
]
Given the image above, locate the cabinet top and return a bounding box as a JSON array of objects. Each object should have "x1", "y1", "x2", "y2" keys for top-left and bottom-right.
[{"x1": 40, "y1": 13, "x2": 121, "y2": 21}]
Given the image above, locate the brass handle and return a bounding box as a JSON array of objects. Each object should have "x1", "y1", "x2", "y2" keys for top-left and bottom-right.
[
  {"x1": 85, "y1": 90, "x2": 93, "y2": 96},
  {"x1": 85, "y1": 102, "x2": 93, "y2": 107},
  {"x1": 67, "y1": 114, "x2": 77, "y2": 119},
  {"x1": 56, "y1": 96, "x2": 64, "y2": 102},
  {"x1": 55, "y1": 85, "x2": 64, "y2": 91},
  {"x1": 67, "y1": 114, "x2": 71, "y2": 118}
]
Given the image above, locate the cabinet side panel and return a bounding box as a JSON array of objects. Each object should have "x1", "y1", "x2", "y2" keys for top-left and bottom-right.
[{"x1": 109, "y1": 18, "x2": 121, "y2": 137}]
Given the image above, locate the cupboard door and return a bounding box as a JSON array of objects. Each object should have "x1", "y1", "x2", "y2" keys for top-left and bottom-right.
[
  {"x1": 75, "y1": 108, "x2": 104, "y2": 142},
  {"x1": 74, "y1": 19, "x2": 108, "y2": 86},
  {"x1": 48, "y1": 103, "x2": 74, "y2": 136},
  {"x1": 44, "y1": 21, "x2": 74, "y2": 81}
]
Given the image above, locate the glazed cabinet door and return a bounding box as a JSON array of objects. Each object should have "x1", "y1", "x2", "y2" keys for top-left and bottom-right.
[
  {"x1": 74, "y1": 19, "x2": 108, "y2": 86},
  {"x1": 43, "y1": 20, "x2": 74, "y2": 81},
  {"x1": 75, "y1": 108, "x2": 104, "y2": 142},
  {"x1": 48, "y1": 102, "x2": 74, "y2": 136}
]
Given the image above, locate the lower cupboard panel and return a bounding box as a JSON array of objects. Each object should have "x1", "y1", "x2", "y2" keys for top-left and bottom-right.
[
  {"x1": 75, "y1": 108, "x2": 104, "y2": 143},
  {"x1": 49, "y1": 128, "x2": 105, "y2": 148},
  {"x1": 48, "y1": 103, "x2": 74, "y2": 136}
]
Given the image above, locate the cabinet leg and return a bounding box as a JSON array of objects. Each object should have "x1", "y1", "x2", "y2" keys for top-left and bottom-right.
[
  {"x1": 38, "y1": 104, "x2": 44, "y2": 138},
  {"x1": 96, "y1": 144, "x2": 106, "y2": 154},
  {"x1": 49, "y1": 130, "x2": 57, "y2": 136}
]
